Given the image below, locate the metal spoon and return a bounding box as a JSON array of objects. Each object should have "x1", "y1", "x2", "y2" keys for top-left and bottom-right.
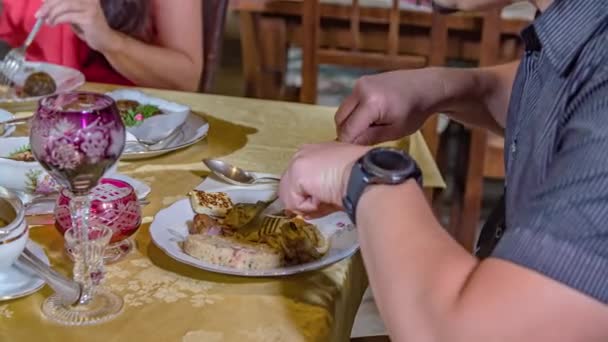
[{"x1": 202, "y1": 158, "x2": 280, "y2": 186}]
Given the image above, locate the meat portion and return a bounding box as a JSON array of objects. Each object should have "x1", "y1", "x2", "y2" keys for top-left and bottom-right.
[{"x1": 190, "y1": 213, "x2": 230, "y2": 236}]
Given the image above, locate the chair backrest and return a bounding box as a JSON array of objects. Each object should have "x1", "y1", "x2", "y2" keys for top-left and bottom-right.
[
  {"x1": 198, "y1": 0, "x2": 230, "y2": 93},
  {"x1": 300, "y1": 0, "x2": 448, "y2": 104}
]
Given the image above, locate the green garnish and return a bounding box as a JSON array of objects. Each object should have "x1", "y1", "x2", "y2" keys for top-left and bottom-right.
[
  {"x1": 121, "y1": 104, "x2": 161, "y2": 127},
  {"x1": 8, "y1": 144, "x2": 34, "y2": 162},
  {"x1": 9, "y1": 144, "x2": 31, "y2": 157}
]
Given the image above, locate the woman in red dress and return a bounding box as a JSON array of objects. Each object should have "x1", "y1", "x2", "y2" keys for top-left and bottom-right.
[{"x1": 0, "y1": 0, "x2": 203, "y2": 91}]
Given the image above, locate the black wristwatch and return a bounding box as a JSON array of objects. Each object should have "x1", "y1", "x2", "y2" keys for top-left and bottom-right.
[{"x1": 342, "y1": 147, "x2": 422, "y2": 224}]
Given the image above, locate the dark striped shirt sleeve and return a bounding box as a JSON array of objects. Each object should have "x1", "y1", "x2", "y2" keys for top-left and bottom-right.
[{"x1": 493, "y1": 80, "x2": 608, "y2": 304}]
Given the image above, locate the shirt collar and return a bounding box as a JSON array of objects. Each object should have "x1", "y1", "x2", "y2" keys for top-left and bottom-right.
[{"x1": 530, "y1": 0, "x2": 608, "y2": 76}]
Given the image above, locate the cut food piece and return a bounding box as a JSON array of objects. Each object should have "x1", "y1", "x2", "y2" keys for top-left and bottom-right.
[
  {"x1": 188, "y1": 190, "x2": 233, "y2": 217},
  {"x1": 182, "y1": 234, "x2": 283, "y2": 270},
  {"x1": 190, "y1": 213, "x2": 230, "y2": 236}
]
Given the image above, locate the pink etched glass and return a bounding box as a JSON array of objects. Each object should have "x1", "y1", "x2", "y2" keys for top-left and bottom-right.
[
  {"x1": 55, "y1": 178, "x2": 142, "y2": 263},
  {"x1": 30, "y1": 92, "x2": 125, "y2": 326}
]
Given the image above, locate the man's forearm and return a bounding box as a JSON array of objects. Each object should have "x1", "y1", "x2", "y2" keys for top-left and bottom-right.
[
  {"x1": 430, "y1": 61, "x2": 519, "y2": 134},
  {"x1": 356, "y1": 181, "x2": 479, "y2": 341}
]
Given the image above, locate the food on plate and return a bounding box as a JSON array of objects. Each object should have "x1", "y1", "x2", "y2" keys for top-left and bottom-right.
[
  {"x1": 116, "y1": 99, "x2": 162, "y2": 127},
  {"x1": 23, "y1": 72, "x2": 57, "y2": 97},
  {"x1": 7, "y1": 145, "x2": 35, "y2": 162},
  {"x1": 188, "y1": 190, "x2": 233, "y2": 217},
  {"x1": 181, "y1": 191, "x2": 329, "y2": 270},
  {"x1": 0, "y1": 218, "x2": 7, "y2": 228},
  {"x1": 182, "y1": 234, "x2": 283, "y2": 270},
  {"x1": 221, "y1": 200, "x2": 274, "y2": 229}
]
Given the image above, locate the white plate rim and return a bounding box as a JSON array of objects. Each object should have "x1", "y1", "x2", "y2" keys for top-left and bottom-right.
[
  {"x1": 0, "y1": 109, "x2": 16, "y2": 137},
  {"x1": 0, "y1": 240, "x2": 48, "y2": 301},
  {"x1": 150, "y1": 197, "x2": 359, "y2": 277}
]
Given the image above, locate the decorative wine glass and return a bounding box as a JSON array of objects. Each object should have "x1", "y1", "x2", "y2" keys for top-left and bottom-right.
[{"x1": 30, "y1": 92, "x2": 126, "y2": 326}]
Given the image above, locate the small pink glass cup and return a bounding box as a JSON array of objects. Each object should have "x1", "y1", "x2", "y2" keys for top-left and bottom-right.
[{"x1": 54, "y1": 178, "x2": 142, "y2": 263}]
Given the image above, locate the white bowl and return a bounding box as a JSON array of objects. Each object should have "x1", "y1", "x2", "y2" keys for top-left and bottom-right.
[
  {"x1": 0, "y1": 187, "x2": 28, "y2": 272},
  {"x1": 106, "y1": 89, "x2": 190, "y2": 143},
  {"x1": 0, "y1": 137, "x2": 48, "y2": 195},
  {"x1": 0, "y1": 137, "x2": 118, "y2": 199}
]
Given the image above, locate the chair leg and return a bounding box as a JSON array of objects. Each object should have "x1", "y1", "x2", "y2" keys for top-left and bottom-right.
[{"x1": 455, "y1": 128, "x2": 487, "y2": 252}]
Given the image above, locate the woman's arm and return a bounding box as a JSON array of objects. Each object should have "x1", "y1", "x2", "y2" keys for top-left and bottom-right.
[
  {"x1": 356, "y1": 182, "x2": 608, "y2": 342},
  {"x1": 38, "y1": 0, "x2": 203, "y2": 91},
  {"x1": 100, "y1": 0, "x2": 203, "y2": 91}
]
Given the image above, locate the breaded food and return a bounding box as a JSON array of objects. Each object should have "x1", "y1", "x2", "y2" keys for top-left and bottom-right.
[
  {"x1": 188, "y1": 190, "x2": 233, "y2": 217},
  {"x1": 182, "y1": 234, "x2": 283, "y2": 270}
]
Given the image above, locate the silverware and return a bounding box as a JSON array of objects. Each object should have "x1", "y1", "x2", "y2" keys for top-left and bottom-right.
[
  {"x1": 17, "y1": 246, "x2": 81, "y2": 305},
  {"x1": 202, "y1": 159, "x2": 280, "y2": 186},
  {"x1": 128, "y1": 124, "x2": 184, "y2": 152},
  {"x1": 0, "y1": 115, "x2": 31, "y2": 136},
  {"x1": 0, "y1": 17, "x2": 44, "y2": 86}
]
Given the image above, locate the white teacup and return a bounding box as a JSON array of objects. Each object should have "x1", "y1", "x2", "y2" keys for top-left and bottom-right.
[{"x1": 0, "y1": 187, "x2": 28, "y2": 273}]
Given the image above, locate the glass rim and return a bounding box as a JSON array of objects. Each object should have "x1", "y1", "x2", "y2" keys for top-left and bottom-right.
[{"x1": 38, "y1": 91, "x2": 116, "y2": 114}]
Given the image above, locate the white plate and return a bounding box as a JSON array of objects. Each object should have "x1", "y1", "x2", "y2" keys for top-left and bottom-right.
[
  {"x1": 0, "y1": 62, "x2": 85, "y2": 104},
  {"x1": 150, "y1": 189, "x2": 358, "y2": 277},
  {"x1": 121, "y1": 113, "x2": 209, "y2": 160},
  {"x1": 0, "y1": 109, "x2": 15, "y2": 137},
  {"x1": 0, "y1": 240, "x2": 48, "y2": 301}
]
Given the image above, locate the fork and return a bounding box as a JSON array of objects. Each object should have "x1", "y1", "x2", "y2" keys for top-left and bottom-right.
[{"x1": 0, "y1": 17, "x2": 44, "y2": 86}]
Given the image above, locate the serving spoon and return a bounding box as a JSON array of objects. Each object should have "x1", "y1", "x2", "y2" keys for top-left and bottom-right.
[{"x1": 202, "y1": 158, "x2": 280, "y2": 186}]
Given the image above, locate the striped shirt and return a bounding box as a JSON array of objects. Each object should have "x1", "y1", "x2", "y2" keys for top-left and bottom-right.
[{"x1": 492, "y1": 0, "x2": 608, "y2": 303}]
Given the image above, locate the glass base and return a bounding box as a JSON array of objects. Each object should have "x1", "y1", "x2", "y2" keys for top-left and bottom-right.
[
  {"x1": 65, "y1": 238, "x2": 135, "y2": 264},
  {"x1": 104, "y1": 238, "x2": 135, "y2": 264},
  {"x1": 41, "y1": 289, "x2": 123, "y2": 326}
]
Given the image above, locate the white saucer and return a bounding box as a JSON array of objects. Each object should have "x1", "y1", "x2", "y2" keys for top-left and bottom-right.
[{"x1": 0, "y1": 241, "x2": 48, "y2": 301}]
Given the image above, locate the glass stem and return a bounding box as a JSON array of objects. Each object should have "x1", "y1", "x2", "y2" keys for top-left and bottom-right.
[{"x1": 69, "y1": 193, "x2": 94, "y2": 305}]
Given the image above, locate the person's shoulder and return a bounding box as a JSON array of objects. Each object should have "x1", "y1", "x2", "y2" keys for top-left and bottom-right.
[{"x1": 566, "y1": 30, "x2": 608, "y2": 113}]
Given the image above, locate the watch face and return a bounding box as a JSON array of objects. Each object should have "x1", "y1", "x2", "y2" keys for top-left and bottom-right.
[
  {"x1": 362, "y1": 148, "x2": 412, "y2": 183},
  {"x1": 368, "y1": 149, "x2": 409, "y2": 171}
]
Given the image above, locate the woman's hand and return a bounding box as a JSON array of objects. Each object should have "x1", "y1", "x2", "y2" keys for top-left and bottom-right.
[
  {"x1": 279, "y1": 142, "x2": 371, "y2": 217},
  {"x1": 335, "y1": 68, "x2": 446, "y2": 145},
  {"x1": 36, "y1": 0, "x2": 118, "y2": 52}
]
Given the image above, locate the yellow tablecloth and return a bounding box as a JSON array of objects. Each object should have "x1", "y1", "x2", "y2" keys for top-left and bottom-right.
[{"x1": 0, "y1": 84, "x2": 444, "y2": 342}]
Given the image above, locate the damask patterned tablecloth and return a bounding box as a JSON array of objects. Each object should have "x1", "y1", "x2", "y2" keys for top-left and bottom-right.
[{"x1": 0, "y1": 83, "x2": 444, "y2": 342}]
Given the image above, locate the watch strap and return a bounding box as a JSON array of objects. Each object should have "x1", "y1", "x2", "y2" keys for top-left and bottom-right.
[{"x1": 342, "y1": 159, "x2": 368, "y2": 224}]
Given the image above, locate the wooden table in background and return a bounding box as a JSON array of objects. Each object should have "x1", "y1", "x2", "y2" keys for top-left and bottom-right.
[{"x1": 230, "y1": 0, "x2": 529, "y2": 100}]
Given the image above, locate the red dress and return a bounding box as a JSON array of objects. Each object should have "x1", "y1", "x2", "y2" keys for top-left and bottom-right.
[{"x1": 0, "y1": 0, "x2": 133, "y2": 85}]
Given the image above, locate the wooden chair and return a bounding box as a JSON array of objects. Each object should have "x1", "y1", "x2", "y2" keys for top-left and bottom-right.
[
  {"x1": 449, "y1": 9, "x2": 514, "y2": 252},
  {"x1": 300, "y1": 0, "x2": 449, "y2": 181},
  {"x1": 198, "y1": 0, "x2": 230, "y2": 93}
]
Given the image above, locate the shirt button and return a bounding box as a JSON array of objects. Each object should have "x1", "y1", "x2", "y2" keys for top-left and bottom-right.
[{"x1": 510, "y1": 142, "x2": 517, "y2": 154}]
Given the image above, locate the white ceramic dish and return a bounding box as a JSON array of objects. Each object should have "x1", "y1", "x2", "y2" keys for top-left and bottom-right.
[
  {"x1": 150, "y1": 188, "x2": 358, "y2": 277},
  {"x1": 0, "y1": 109, "x2": 16, "y2": 137},
  {"x1": 0, "y1": 241, "x2": 48, "y2": 301},
  {"x1": 0, "y1": 137, "x2": 151, "y2": 215},
  {"x1": 106, "y1": 89, "x2": 190, "y2": 144},
  {"x1": 0, "y1": 62, "x2": 85, "y2": 105},
  {"x1": 0, "y1": 137, "x2": 46, "y2": 193},
  {"x1": 0, "y1": 187, "x2": 28, "y2": 272}
]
